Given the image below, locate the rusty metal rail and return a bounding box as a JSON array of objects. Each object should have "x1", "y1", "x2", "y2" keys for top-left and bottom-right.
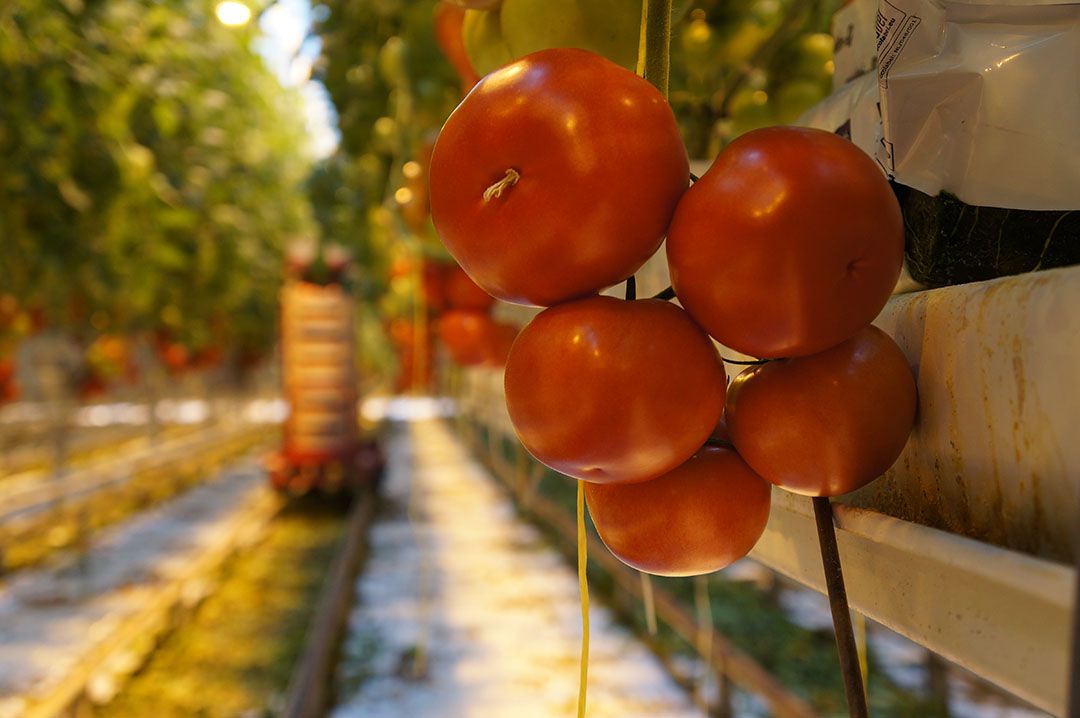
[
  {"x1": 459, "y1": 413, "x2": 819, "y2": 718},
  {"x1": 0, "y1": 424, "x2": 258, "y2": 523},
  {"x1": 283, "y1": 487, "x2": 378, "y2": 718}
]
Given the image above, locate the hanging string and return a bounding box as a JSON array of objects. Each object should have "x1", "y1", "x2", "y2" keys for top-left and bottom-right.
[
  {"x1": 640, "y1": 572, "x2": 658, "y2": 635},
  {"x1": 694, "y1": 575, "x2": 715, "y2": 710},
  {"x1": 577, "y1": 480, "x2": 591, "y2": 718}
]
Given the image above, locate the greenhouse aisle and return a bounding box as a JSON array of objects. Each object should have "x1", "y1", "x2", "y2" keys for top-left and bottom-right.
[{"x1": 332, "y1": 418, "x2": 706, "y2": 718}]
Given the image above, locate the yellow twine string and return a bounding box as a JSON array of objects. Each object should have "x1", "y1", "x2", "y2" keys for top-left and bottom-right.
[
  {"x1": 640, "y1": 572, "x2": 658, "y2": 636},
  {"x1": 855, "y1": 610, "x2": 869, "y2": 702},
  {"x1": 577, "y1": 480, "x2": 590, "y2": 718}
]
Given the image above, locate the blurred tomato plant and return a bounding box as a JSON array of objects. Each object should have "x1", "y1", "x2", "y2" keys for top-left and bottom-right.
[{"x1": 0, "y1": 0, "x2": 312, "y2": 368}]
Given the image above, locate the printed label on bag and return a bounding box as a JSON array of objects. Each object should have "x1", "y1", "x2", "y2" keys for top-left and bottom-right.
[{"x1": 877, "y1": 0, "x2": 921, "y2": 88}]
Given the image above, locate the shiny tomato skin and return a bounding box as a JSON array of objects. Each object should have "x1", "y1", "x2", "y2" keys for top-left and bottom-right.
[
  {"x1": 726, "y1": 325, "x2": 916, "y2": 496},
  {"x1": 667, "y1": 126, "x2": 904, "y2": 358},
  {"x1": 585, "y1": 446, "x2": 771, "y2": 576},
  {"x1": 504, "y1": 296, "x2": 725, "y2": 484},
  {"x1": 445, "y1": 265, "x2": 497, "y2": 311},
  {"x1": 429, "y1": 48, "x2": 689, "y2": 306}
]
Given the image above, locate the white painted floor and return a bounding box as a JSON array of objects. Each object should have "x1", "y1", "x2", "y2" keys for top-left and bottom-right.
[
  {"x1": 0, "y1": 460, "x2": 269, "y2": 717},
  {"x1": 332, "y1": 419, "x2": 706, "y2": 718}
]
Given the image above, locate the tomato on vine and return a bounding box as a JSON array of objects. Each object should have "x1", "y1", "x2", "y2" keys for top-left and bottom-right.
[
  {"x1": 504, "y1": 296, "x2": 725, "y2": 484},
  {"x1": 585, "y1": 446, "x2": 771, "y2": 576},
  {"x1": 726, "y1": 325, "x2": 917, "y2": 496},
  {"x1": 667, "y1": 126, "x2": 904, "y2": 358},
  {"x1": 429, "y1": 48, "x2": 689, "y2": 306}
]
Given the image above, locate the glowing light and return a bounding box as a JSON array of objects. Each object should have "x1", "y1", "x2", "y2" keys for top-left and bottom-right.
[
  {"x1": 215, "y1": 1, "x2": 252, "y2": 26},
  {"x1": 361, "y1": 396, "x2": 457, "y2": 421},
  {"x1": 394, "y1": 187, "x2": 414, "y2": 205},
  {"x1": 402, "y1": 161, "x2": 422, "y2": 180}
]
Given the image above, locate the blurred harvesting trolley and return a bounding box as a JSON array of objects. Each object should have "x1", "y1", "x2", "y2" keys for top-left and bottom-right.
[{"x1": 267, "y1": 279, "x2": 382, "y2": 493}]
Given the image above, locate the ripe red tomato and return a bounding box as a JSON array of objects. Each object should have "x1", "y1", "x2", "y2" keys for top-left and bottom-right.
[
  {"x1": 429, "y1": 48, "x2": 689, "y2": 306},
  {"x1": 726, "y1": 325, "x2": 916, "y2": 496},
  {"x1": 438, "y1": 309, "x2": 498, "y2": 366},
  {"x1": 444, "y1": 265, "x2": 496, "y2": 311},
  {"x1": 667, "y1": 126, "x2": 903, "y2": 358},
  {"x1": 433, "y1": 2, "x2": 481, "y2": 94},
  {"x1": 504, "y1": 296, "x2": 725, "y2": 484},
  {"x1": 585, "y1": 446, "x2": 771, "y2": 576},
  {"x1": 161, "y1": 343, "x2": 190, "y2": 374}
]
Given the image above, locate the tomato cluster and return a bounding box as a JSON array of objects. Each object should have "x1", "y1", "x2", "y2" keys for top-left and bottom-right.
[
  {"x1": 430, "y1": 47, "x2": 916, "y2": 577},
  {"x1": 433, "y1": 263, "x2": 519, "y2": 369},
  {"x1": 387, "y1": 259, "x2": 520, "y2": 393}
]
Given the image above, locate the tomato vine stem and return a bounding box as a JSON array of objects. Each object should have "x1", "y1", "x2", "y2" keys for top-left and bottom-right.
[
  {"x1": 721, "y1": 356, "x2": 772, "y2": 365},
  {"x1": 651, "y1": 286, "x2": 677, "y2": 301},
  {"x1": 642, "y1": 0, "x2": 674, "y2": 97},
  {"x1": 813, "y1": 496, "x2": 870, "y2": 718}
]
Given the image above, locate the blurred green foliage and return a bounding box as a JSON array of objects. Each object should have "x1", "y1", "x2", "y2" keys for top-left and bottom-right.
[
  {"x1": 669, "y1": 0, "x2": 841, "y2": 158},
  {"x1": 0, "y1": 0, "x2": 313, "y2": 355},
  {"x1": 307, "y1": 0, "x2": 463, "y2": 388}
]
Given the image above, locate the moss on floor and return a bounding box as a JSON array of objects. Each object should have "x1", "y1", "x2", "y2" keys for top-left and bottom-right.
[{"x1": 95, "y1": 494, "x2": 351, "y2": 718}]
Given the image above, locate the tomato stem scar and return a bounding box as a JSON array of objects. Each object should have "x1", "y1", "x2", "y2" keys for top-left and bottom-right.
[{"x1": 482, "y1": 168, "x2": 520, "y2": 201}]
